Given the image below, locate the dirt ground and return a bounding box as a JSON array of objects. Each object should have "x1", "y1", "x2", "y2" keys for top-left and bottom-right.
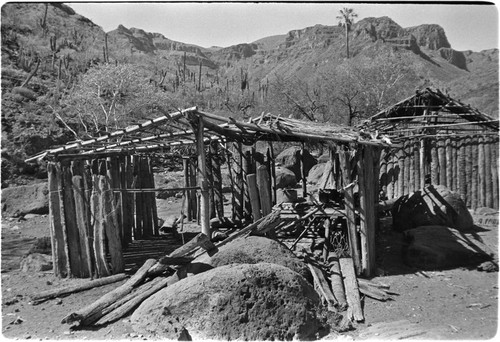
[{"x1": 1, "y1": 196, "x2": 498, "y2": 340}]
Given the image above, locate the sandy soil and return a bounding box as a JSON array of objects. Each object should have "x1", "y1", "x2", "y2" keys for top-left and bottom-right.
[{"x1": 1, "y1": 196, "x2": 498, "y2": 340}]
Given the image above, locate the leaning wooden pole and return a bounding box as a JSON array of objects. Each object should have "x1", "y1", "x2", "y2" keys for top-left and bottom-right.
[{"x1": 195, "y1": 117, "x2": 211, "y2": 238}]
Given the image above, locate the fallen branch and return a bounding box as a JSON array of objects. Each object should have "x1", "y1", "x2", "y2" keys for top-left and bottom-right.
[
  {"x1": 307, "y1": 263, "x2": 337, "y2": 312},
  {"x1": 30, "y1": 273, "x2": 128, "y2": 305}
]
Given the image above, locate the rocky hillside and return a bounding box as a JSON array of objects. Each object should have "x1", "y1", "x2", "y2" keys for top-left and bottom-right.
[{"x1": 1, "y1": 3, "x2": 498, "y2": 186}]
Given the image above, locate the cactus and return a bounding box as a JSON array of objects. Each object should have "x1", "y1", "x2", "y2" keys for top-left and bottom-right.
[{"x1": 39, "y1": 3, "x2": 48, "y2": 35}]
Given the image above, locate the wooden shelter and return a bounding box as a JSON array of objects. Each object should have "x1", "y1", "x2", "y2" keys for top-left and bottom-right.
[
  {"x1": 360, "y1": 87, "x2": 499, "y2": 209},
  {"x1": 28, "y1": 107, "x2": 395, "y2": 279}
]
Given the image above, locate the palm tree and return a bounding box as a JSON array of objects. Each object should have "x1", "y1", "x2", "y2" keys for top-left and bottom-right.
[{"x1": 337, "y1": 8, "x2": 358, "y2": 58}]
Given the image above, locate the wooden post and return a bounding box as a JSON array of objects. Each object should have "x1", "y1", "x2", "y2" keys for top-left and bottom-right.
[
  {"x1": 62, "y1": 162, "x2": 83, "y2": 277},
  {"x1": 256, "y1": 165, "x2": 272, "y2": 217},
  {"x1": 419, "y1": 139, "x2": 426, "y2": 189},
  {"x1": 408, "y1": 141, "x2": 415, "y2": 193},
  {"x1": 206, "y1": 145, "x2": 216, "y2": 218},
  {"x1": 413, "y1": 140, "x2": 420, "y2": 191},
  {"x1": 189, "y1": 157, "x2": 198, "y2": 220},
  {"x1": 452, "y1": 138, "x2": 458, "y2": 191},
  {"x1": 484, "y1": 137, "x2": 493, "y2": 208},
  {"x1": 210, "y1": 141, "x2": 224, "y2": 218},
  {"x1": 323, "y1": 218, "x2": 331, "y2": 263},
  {"x1": 133, "y1": 156, "x2": 143, "y2": 239},
  {"x1": 478, "y1": 136, "x2": 485, "y2": 207},
  {"x1": 339, "y1": 147, "x2": 361, "y2": 274},
  {"x1": 358, "y1": 145, "x2": 380, "y2": 277},
  {"x1": 397, "y1": 148, "x2": 405, "y2": 197},
  {"x1": 100, "y1": 175, "x2": 124, "y2": 274},
  {"x1": 437, "y1": 138, "x2": 446, "y2": 186},
  {"x1": 403, "y1": 141, "x2": 410, "y2": 195},
  {"x1": 379, "y1": 149, "x2": 387, "y2": 197},
  {"x1": 195, "y1": 117, "x2": 211, "y2": 238},
  {"x1": 268, "y1": 142, "x2": 277, "y2": 204},
  {"x1": 471, "y1": 137, "x2": 478, "y2": 210},
  {"x1": 465, "y1": 137, "x2": 473, "y2": 207},
  {"x1": 139, "y1": 157, "x2": 152, "y2": 237},
  {"x1": 231, "y1": 142, "x2": 244, "y2": 223},
  {"x1": 48, "y1": 162, "x2": 68, "y2": 278},
  {"x1": 458, "y1": 138, "x2": 467, "y2": 202},
  {"x1": 183, "y1": 157, "x2": 192, "y2": 221},
  {"x1": 246, "y1": 173, "x2": 261, "y2": 221},
  {"x1": 491, "y1": 138, "x2": 499, "y2": 209},
  {"x1": 386, "y1": 151, "x2": 394, "y2": 199},
  {"x1": 430, "y1": 139, "x2": 439, "y2": 186},
  {"x1": 71, "y1": 161, "x2": 92, "y2": 278},
  {"x1": 124, "y1": 155, "x2": 134, "y2": 242},
  {"x1": 328, "y1": 253, "x2": 347, "y2": 310},
  {"x1": 92, "y1": 171, "x2": 111, "y2": 278},
  {"x1": 243, "y1": 150, "x2": 253, "y2": 222},
  {"x1": 445, "y1": 137, "x2": 453, "y2": 190},
  {"x1": 148, "y1": 157, "x2": 159, "y2": 236},
  {"x1": 300, "y1": 143, "x2": 307, "y2": 198}
]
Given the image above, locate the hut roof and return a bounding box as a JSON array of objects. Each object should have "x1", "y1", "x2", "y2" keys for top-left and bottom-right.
[
  {"x1": 27, "y1": 107, "x2": 394, "y2": 162},
  {"x1": 360, "y1": 87, "x2": 499, "y2": 142}
]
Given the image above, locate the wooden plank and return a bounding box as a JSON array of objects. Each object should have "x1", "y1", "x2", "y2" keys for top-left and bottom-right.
[
  {"x1": 257, "y1": 165, "x2": 272, "y2": 216},
  {"x1": 339, "y1": 257, "x2": 364, "y2": 322},
  {"x1": 247, "y1": 173, "x2": 261, "y2": 221},
  {"x1": 307, "y1": 263, "x2": 337, "y2": 312},
  {"x1": 47, "y1": 162, "x2": 68, "y2": 278}
]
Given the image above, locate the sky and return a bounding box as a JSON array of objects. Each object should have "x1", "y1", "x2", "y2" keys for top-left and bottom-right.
[{"x1": 68, "y1": 1, "x2": 499, "y2": 52}]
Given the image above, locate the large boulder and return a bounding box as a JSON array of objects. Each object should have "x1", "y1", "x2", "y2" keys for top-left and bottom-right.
[
  {"x1": 20, "y1": 253, "x2": 52, "y2": 272},
  {"x1": 275, "y1": 147, "x2": 317, "y2": 181},
  {"x1": 192, "y1": 236, "x2": 312, "y2": 282},
  {"x1": 392, "y1": 185, "x2": 473, "y2": 232},
  {"x1": 402, "y1": 225, "x2": 491, "y2": 270},
  {"x1": 1, "y1": 182, "x2": 49, "y2": 217},
  {"x1": 307, "y1": 163, "x2": 328, "y2": 185},
  {"x1": 275, "y1": 167, "x2": 297, "y2": 189},
  {"x1": 132, "y1": 263, "x2": 330, "y2": 340}
]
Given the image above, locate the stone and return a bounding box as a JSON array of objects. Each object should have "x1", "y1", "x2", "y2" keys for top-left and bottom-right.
[
  {"x1": 19, "y1": 253, "x2": 53, "y2": 272},
  {"x1": 132, "y1": 263, "x2": 331, "y2": 340},
  {"x1": 275, "y1": 147, "x2": 317, "y2": 181},
  {"x1": 1, "y1": 182, "x2": 49, "y2": 217},
  {"x1": 275, "y1": 167, "x2": 297, "y2": 189},
  {"x1": 192, "y1": 236, "x2": 312, "y2": 283},
  {"x1": 402, "y1": 225, "x2": 491, "y2": 270},
  {"x1": 392, "y1": 185, "x2": 473, "y2": 232},
  {"x1": 307, "y1": 163, "x2": 327, "y2": 185}
]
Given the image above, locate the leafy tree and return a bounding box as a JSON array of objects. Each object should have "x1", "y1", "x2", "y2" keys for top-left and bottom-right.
[
  {"x1": 57, "y1": 63, "x2": 176, "y2": 138},
  {"x1": 337, "y1": 8, "x2": 358, "y2": 59}
]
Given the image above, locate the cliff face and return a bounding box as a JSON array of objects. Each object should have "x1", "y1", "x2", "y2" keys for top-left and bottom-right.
[{"x1": 405, "y1": 24, "x2": 451, "y2": 50}]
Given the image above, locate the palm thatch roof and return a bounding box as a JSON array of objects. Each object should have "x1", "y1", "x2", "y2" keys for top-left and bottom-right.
[
  {"x1": 359, "y1": 88, "x2": 499, "y2": 142},
  {"x1": 27, "y1": 107, "x2": 394, "y2": 162}
]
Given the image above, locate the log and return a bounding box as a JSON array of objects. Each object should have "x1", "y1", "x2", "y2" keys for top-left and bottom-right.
[
  {"x1": 323, "y1": 218, "x2": 331, "y2": 262},
  {"x1": 339, "y1": 148, "x2": 361, "y2": 273},
  {"x1": 484, "y1": 137, "x2": 493, "y2": 208},
  {"x1": 210, "y1": 142, "x2": 224, "y2": 218},
  {"x1": 413, "y1": 140, "x2": 420, "y2": 193},
  {"x1": 478, "y1": 136, "x2": 485, "y2": 207},
  {"x1": 257, "y1": 165, "x2": 272, "y2": 216},
  {"x1": 196, "y1": 117, "x2": 210, "y2": 237},
  {"x1": 339, "y1": 257, "x2": 364, "y2": 322},
  {"x1": 437, "y1": 138, "x2": 446, "y2": 186},
  {"x1": 92, "y1": 174, "x2": 110, "y2": 277},
  {"x1": 95, "y1": 275, "x2": 175, "y2": 326},
  {"x1": 445, "y1": 138, "x2": 453, "y2": 190},
  {"x1": 247, "y1": 173, "x2": 262, "y2": 221},
  {"x1": 61, "y1": 258, "x2": 157, "y2": 326},
  {"x1": 48, "y1": 162, "x2": 68, "y2": 278},
  {"x1": 231, "y1": 142, "x2": 244, "y2": 222},
  {"x1": 307, "y1": 263, "x2": 337, "y2": 312},
  {"x1": 379, "y1": 149, "x2": 387, "y2": 196},
  {"x1": 471, "y1": 137, "x2": 478, "y2": 210},
  {"x1": 430, "y1": 139, "x2": 438, "y2": 186},
  {"x1": 100, "y1": 175, "x2": 124, "y2": 274},
  {"x1": 243, "y1": 150, "x2": 253, "y2": 221},
  {"x1": 458, "y1": 139, "x2": 467, "y2": 202},
  {"x1": 31, "y1": 274, "x2": 128, "y2": 304},
  {"x1": 72, "y1": 174, "x2": 92, "y2": 278},
  {"x1": 328, "y1": 255, "x2": 347, "y2": 310}
]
